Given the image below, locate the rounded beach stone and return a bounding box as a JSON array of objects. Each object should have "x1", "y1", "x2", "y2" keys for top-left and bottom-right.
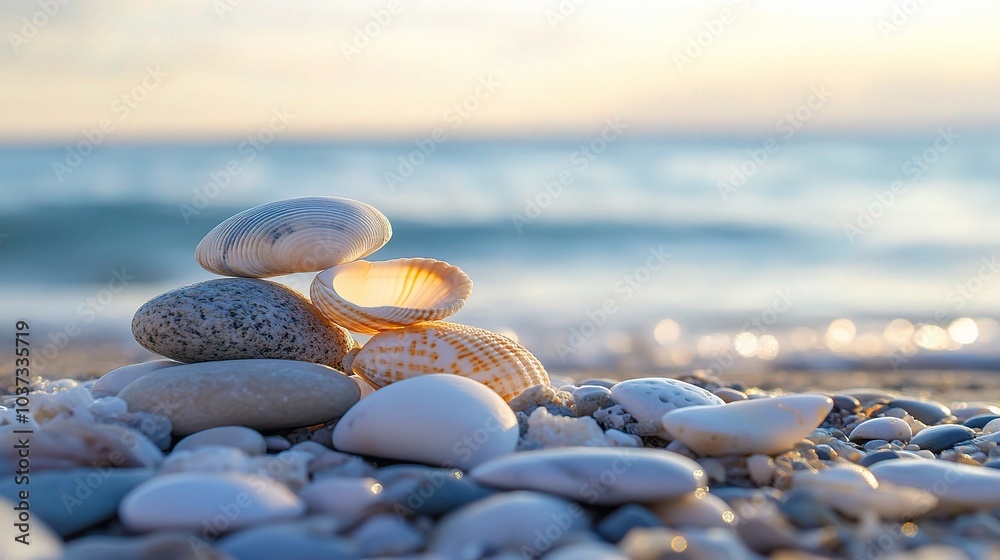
[
  {"x1": 217, "y1": 520, "x2": 358, "y2": 560},
  {"x1": 300, "y1": 477, "x2": 384, "y2": 525},
  {"x1": 118, "y1": 359, "x2": 360, "y2": 435},
  {"x1": 429, "y1": 491, "x2": 590, "y2": 557},
  {"x1": 964, "y1": 414, "x2": 1000, "y2": 430},
  {"x1": 131, "y1": 278, "x2": 359, "y2": 369},
  {"x1": 887, "y1": 398, "x2": 951, "y2": 425},
  {"x1": 332, "y1": 374, "x2": 518, "y2": 471},
  {"x1": 470, "y1": 447, "x2": 707, "y2": 505},
  {"x1": 119, "y1": 472, "x2": 303, "y2": 532},
  {"x1": 90, "y1": 359, "x2": 181, "y2": 398},
  {"x1": 650, "y1": 493, "x2": 736, "y2": 530},
  {"x1": 611, "y1": 377, "x2": 724, "y2": 437},
  {"x1": 909, "y1": 424, "x2": 976, "y2": 453},
  {"x1": 849, "y1": 417, "x2": 912, "y2": 442},
  {"x1": 173, "y1": 426, "x2": 267, "y2": 456},
  {"x1": 869, "y1": 459, "x2": 1000, "y2": 512},
  {"x1": 0, "y1": 468, "x2": 153, "y2": 537},
  {"x1": 660, "y1": 394, "x2": 833, "y2": 456}
]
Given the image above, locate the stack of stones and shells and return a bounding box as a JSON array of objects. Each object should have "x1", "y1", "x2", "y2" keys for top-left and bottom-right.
[{"x1": 3, "y1": 197, "x2": 1000, "y2": 559}]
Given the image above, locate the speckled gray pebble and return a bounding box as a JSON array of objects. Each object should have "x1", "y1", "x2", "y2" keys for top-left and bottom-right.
[
  {"x1": 572, "y1": 385, "x2": 615, "y2": 416},
  {"x1": 131, "y1": 278, "x2": 359, "y2": 369}
]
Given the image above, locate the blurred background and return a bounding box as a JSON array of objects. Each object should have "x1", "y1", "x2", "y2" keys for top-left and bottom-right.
[{"x1": 2, "y1": 1, "x2": 999, "y2": 379}]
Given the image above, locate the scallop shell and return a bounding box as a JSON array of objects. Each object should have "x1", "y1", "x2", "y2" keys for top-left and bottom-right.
[
  {"x1": 196, "y1": 197, "x2": 392, "y2": 278},
  {"x1": 310, "y1": 258, "x2": 473, "y2": 334},
  {"x1": 351, "y1": 321, "x2": 549, "y2": 401}
]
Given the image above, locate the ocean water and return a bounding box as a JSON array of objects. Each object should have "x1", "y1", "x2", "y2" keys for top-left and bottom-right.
[{"x1": 2, "y1": 135, "x2": 1000, "y2": 373}]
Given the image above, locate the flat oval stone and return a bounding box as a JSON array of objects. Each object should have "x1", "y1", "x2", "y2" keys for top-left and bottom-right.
[
  {"x1": 119, "y1": 472, "x2": 304, "y2": 532},
  {"x1": 90, "y1": 359, "x2": 181, "y2": 398},
  {"x1": 661, "y1": 394, "x2": 833, "y2": 456},
  {"x1": 375, "y1": 465, "x2": 496, "y2": 518},
  {"x1": 951, "y1": 402, "x2": 1000, "y2": 421},
  {"x1": 429, "y1": 491, "x2": 590, "y2": 557},
  {"x1": 849, "y1": 417, "x2": 912, "y2": 442},
  {"x1": 173, "y1": 426, "x2": 267, "y2": 456},
  {"x1": 217, "y1": 519, "x2": 358, "y2": 559},
  {"x1": 300, "y1": 477, "x2": 384, "y2": 525},
  {"x1": 131, "y1": 278, "x2": 359, "y2": 369},
  {"x1": 119, "y1": 359, "x2": 360, "y2": 435},
  {"x1": 869, "y1": 460, "x2": 1000, "y2": 512},
  {"x1": 650, "y1": 493, "x2": 736, "y2": 529},
  {"x1": 888, "y1": 398, "x2": 951, "y2": 425},
  {"x1": 909, "y1": 424, "x2": 976, "y2": 453},
  {"x1": 964, "y1": 414, "x2": 1000, "y2": 430},
  {"x1": 470, "y1": 447, "x2": 707, "y2": 505},
  {"x1": 332, "y1": 374, "x2": 518, "y2": 471},
  {"x1": 792, "y1": 464, "x2": 936, "y2": 519},
  {"x1": 611, "y1": 378, "x2": 723, "y2": 436},
  {"x1": 0, "y1": 468, "x2": 154, "y2": 537}
]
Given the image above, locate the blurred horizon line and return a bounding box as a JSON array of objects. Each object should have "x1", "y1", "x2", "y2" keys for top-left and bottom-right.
[{"x1": 2, "y1": 125, "x2": 997, "y2": 149}]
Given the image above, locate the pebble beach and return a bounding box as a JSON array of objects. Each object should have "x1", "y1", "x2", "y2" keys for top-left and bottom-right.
[{"x1": 4, "y1": 197, "x2": 1000, "y2": 560}]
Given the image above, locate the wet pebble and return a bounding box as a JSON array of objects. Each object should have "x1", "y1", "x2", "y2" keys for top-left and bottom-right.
[
  {"x1": 595, "y1": 504, "x2": 663, "y2": 543},
  {"x1": 887, "y1": 397, "x2": 951, "y2": 425},
  {"x1": 375, "y1": 465, "x2": 496, "y2": 518},
  {"x1": 963, "y1": 414, "x2": 1000, "y2": 430},
  {"x1": 909, "y1": 424, "x2": 976, "y2": 453}
]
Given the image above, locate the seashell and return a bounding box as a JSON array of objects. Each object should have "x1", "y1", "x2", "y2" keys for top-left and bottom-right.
[
  {"x1": 195, "y1": 197, "x2": 392, "y2": 278},
  {"x1": 309, "y1": 258, "x2": 473, "y2": 334},
  {"x1": 351, "y1": 321, "x2": 549, "y2": 401}
]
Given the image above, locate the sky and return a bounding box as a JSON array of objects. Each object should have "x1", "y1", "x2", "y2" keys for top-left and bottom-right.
[{"x1": 2, "y1": 0, "x2": 999, "y2": 141}]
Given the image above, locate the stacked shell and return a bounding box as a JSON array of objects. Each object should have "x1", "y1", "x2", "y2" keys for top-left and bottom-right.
[{"x1": 189, "y1": 196, "x2": 549, "y2": 401}]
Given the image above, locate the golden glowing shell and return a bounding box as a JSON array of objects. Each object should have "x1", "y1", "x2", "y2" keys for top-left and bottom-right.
[{"x1": 310, "y1": 258, "x2": 472, "y2": 335}]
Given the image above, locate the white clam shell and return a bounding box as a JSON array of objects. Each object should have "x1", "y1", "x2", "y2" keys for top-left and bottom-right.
[
  {"x1": 351, "y1": 321, "x2": 549, "y2": 401},
  {"x1": 309, "y1": 258, "x2": 473, "y2": 334},
  {"x1": 196, "y1": 197, "x2": 392, "y2": 278}
]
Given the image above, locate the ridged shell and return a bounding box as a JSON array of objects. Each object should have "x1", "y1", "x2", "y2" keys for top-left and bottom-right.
[
  {"x1": 310, "y1": 258, "x2": 473, "y2": 334},
  {"x1": 196, "y1": 197, "x2": 392, "y2": 278},
  {"x1": 351, "y1": 321, "x2": 549, "y2": 401}
]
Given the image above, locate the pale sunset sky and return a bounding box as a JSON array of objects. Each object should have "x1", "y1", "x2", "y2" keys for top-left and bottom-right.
[{"x1": 1, "y1": 0, "x2": 998, "y2": 141}]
